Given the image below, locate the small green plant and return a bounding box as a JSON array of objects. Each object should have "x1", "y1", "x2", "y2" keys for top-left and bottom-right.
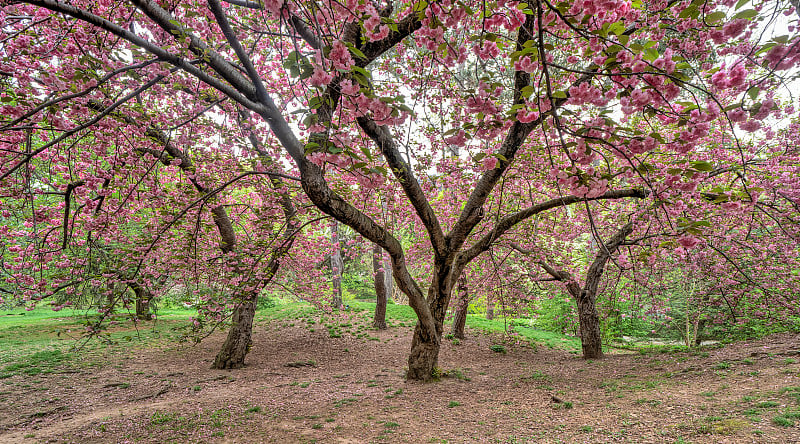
[
  {"x1": 714, "y1": 361, "x2": 731, "y2": 370},
  {"x1": 580, "y1": 425, "x2": 593, "y2": 432},
  {"x1": 246, "y1": 406, "x2": 262, "y2": 414},
  {"x1": 447, "y1": 401, "x2": 461, "y2": 408},
  {"x1": 312, "y1": 423, "x2": 323, "y2": 429},
  {"x1": 490, "y1": 344, "x2": 507, "y2": 354},
  {"x1": 757, "y1": 401, "x2": 779, "y2": 408},
  {"x1": 150, "y1": 411, "x2": 178, "y2": 425},
  {"x1": 784, "y1": 358, "x2": 797, "y2": 365},
  {"x1": 192, "y1": 385, "x2": 201, "y2": 392},
  {"x1": 772, "y1": 415, "x2": 794, "y2": 427},
  {"x1": 334, "y1": 398, "x2": 357, "y2": 407}
]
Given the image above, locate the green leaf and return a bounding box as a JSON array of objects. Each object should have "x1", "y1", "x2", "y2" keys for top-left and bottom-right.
[
  {"x1": 732, "y1": 9, "x2": 757, "y2": 19},
  {"x1": 747, "y1": 86, "x2": 760, "y2": 101},
  {"x1": 690, "y1": 161, "x2": 713, "y2": 172},
  {"x1": 705, "y1": 11, "x2": 726, "y2": 24},
  {"x1": 552, "y1": 90, "x2": 567, "y2": 99}
]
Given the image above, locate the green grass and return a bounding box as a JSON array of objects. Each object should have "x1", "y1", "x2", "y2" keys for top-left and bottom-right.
[
  {"x1": 349, "y1": 301, "x2": 580, "y2": 350},
  {"x1": 0, "y1": 305, "x2": 197, "y2": 376}
]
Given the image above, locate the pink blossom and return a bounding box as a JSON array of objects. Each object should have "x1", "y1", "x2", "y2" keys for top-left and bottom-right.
[
  {"x1": 677, "y1": 235, "x2": 700, "y2": 249},
  {"x1": 516, "y1": 109, "x2": 539, "y2": 123},
  {"x1": 309, "y1": 65, "x2": 333, "y2": 87}
]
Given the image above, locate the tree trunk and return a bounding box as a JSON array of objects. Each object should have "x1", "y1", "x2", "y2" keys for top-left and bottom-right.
[
  {"x1": 330, "y1": 221, "x2": 344, "y2": 309},
  {"x1": 577, "y1": 291, "x2": 603, "y2": 359},
  {"x1": 450, "y1": 275, "x2": 468, "y2": 339},
  {"x1": 405, "y1": 262, "x2": 455, "y2": 381},
  {"x1": 372, "y1": 244, "x2": 387, "y2": 329},
  {"x1": 407, "y1": 325, "x2": 441, "y2": 381},
  {"x1": 212, "y1": 294, "x2": 257, "y2": 369},
  {"x1": 694, "y1": 318, "x2": 706, "y2": 347},
  {"x1": 486, "y1": 294, "x2": 495, "y2": 320},
  {"x1": 129, "y1": 282, "x2": 153, "y2": 320}
]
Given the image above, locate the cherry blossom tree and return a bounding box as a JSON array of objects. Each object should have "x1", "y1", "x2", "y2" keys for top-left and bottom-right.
[{"x1": 2, "y1": 0, "x2": 799, "y2": 380}]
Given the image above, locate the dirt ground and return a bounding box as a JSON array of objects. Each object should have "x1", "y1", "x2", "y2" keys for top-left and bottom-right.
[{"x1": 1, "y1": 314, "x2": 800, "y2": 443}]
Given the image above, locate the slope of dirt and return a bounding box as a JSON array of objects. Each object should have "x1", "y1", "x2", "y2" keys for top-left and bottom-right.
[{"x1": 2, "y1": 316, "x2": 799, "y2": 443}]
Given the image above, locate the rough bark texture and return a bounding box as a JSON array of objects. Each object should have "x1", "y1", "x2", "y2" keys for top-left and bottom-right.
[
  {"x1": 450, "y1": 276, "x2": 468, "y2": 339},
  {"x1": 405, "y1": 262, "x2": 456, "y2": 380},
  {"x1": 577, "y1": 291, "x2": 603, "y2": 359},
  {"x1": 129, "y1": 282, "x2": 153, "y2": 320},
  {"x1": 372, "y1": 244, "x2": 388, "y2": 329},
  {"x1": 406, "y1": 326, "x2": 441, "y2": 381},
  {"x1": 486, "y1": 294, "x2": 495, "y2": 320},
  {"x1": 212, "y1": 294, "x2": 257, "y2": 369},
  {"x1": 330, "y1": 221, "x2": 344, "y2": 309}
]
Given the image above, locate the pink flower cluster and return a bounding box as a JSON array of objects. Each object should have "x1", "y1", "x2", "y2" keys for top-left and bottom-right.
[{"x1": 567, "y1": 82, "x2": 609, "y2": 107}]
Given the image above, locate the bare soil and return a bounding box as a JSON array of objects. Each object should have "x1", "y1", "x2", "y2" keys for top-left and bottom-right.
[{"x1": 2, "y1": 316, "x2": 800, "y2": 443}]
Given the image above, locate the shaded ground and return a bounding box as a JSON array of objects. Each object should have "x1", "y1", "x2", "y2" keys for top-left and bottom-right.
[{"x1": 1, "y1": 306, "x2": 799, "y2": 443}]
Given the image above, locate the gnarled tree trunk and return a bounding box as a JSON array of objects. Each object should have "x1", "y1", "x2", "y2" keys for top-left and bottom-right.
[
  {"x1": 372, "y1": 244, "x2": 388, "y2": 329},
  {"x1": 577, "y1": 290, "x2": 603, "y2": 358},
  {"x1": 450, "y1": 275, "x2": 468, "y2": 339},
  {"x1": 213, "y1": 293, "x2": 257, "y2": 369},
  {"x1": 406, "y1": 262, "x2": 457, "y2": 380},
  {"x1": 128, "y1": 282, "x2": 153, "y2": 320}
]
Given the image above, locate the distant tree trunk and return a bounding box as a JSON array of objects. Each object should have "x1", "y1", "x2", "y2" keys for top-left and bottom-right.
[
  {"x1": 128, "y1": 282, "x2": 153, "y2": 320},
  {"x1": 213, "y1": 293, "x2": 257, "y2": 369},
  {"x1": 522, "y1": 222, "x2": 633, "y2": 360},
  {"x1": 372, "y1": 244, "x2": 388, "y2": 329},
  {"x1": 694, "y1": 318, "x2": 706, "y2": 347},
  {"x1": 486, "y1": 294, "x2": 495, "y2": 320},
  {"x1": 450, "y1": 275, "x2": 468, "y2": 339},
  {"x1": 330, "y1": 221, "x2": 344, "y2": 309}
]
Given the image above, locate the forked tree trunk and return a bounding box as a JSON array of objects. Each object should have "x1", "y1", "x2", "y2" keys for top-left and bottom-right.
[
  {"x1": 577, "y1": 291, "x2": 603, "y2": 359},
  {"x1": 372, "y1": 244, "x2": 388, "y2": 329},
  {"x1": 450, "y1": 275, "x2": 468, "y2": 339},
  {"x1": 213, "y1": 294, "x2": 257, "y2": 369}
]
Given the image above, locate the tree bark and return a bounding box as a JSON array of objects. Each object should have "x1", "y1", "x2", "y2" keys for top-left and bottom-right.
[
  {"x1": 450, "y1": 275, "x2": 468, "y2": 339},
  {"x1": 372, "y1": 243, "x2": 388, "y2": 329},
  {"x1": 406, "y1": 261, "x2": 457, "y2": 380},
  {"x1": 330, "y1": 220, "x2": 344, "y2": 309},
  {"x1": 129, "y1": 282, "x2": 153, "y2": 320},
  {"x1": 529, "y1": 222, "x2": 634, "y2": 360},
  {"x1": 486, "y1": 293, "x2": 495, "y2": 320},
  {"x1": 213, "y1": 293, "x2": 257, "y2": 369},
  {"x1": 577, "y1": 290, "x2": 603, "y2": 358}
]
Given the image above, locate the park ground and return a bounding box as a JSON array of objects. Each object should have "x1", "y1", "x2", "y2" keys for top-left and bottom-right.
[{"x1": 1, "y1": 302, "x2": 799, "y2": 443}]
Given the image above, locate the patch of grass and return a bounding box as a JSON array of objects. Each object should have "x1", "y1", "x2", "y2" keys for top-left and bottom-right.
[
  {"x1": 489, "y1": 344, "x2": 507, "y2": 354},
  {"x1": 150, "y1": 411, "x2": 179, "y2": 425},
  {"x1": 522, "y1": 370, "x2": 551, "y2": 384},
  {"x1": 713, "y1": 361, "x2": 731, "y2": 370},
  {"x1": 756, "y1": 401, "x2": 779, "y2": 408},
  {"x1": 772, "y1": 415, "x2": 794, "y2": 427},
  {"x1": 698, "y1": 418, "x2": 748, "y2": 435},
  {"x1": 447, "y1": 401, "x2": 461, "y2": 408},
  {"x1": 635, "y1": 398, "x2": 661, "y2": 406},
  {"x1": 334, "y1": 398, "x2": 358, "y2": 408}
]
